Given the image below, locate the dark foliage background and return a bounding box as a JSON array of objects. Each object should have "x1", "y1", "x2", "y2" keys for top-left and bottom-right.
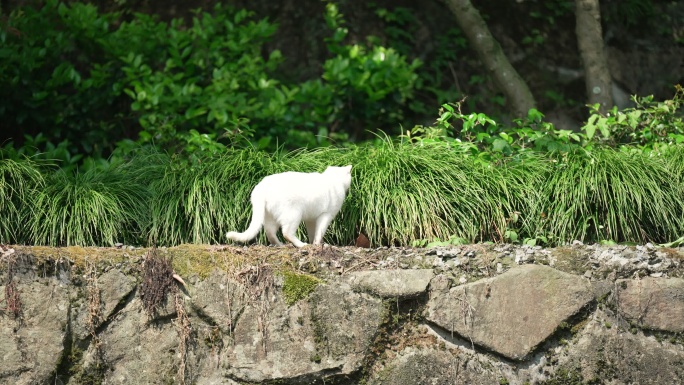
[{"x1": 1, "y1": 0, "x2": 682, "y2": 162}]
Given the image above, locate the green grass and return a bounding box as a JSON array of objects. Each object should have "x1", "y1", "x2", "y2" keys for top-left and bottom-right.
[
  {"x1": 539, "y1": 147, "x2": 684, "y2": 244},
  {"x1": 28, "y1": 165, "x2": 150, "y2": 246},
  {"x1": 487, "y1": 152, "x2": 550, "y2": 243},
  {"x1": 337, "y1": 141, "x2": 491, "y2": 245},
  {"x1": 4, "y1": 141, "x2": 684, "y2": 247},
  {"x1": 662, "y1": 144, "x2": 684, "y2": 186},
  {"x1": 147, "y1": 149, "x2": 266, "y2": 246},
  {"x1": 146, "y1": 147, "x2": 345, "y2": 246},
  {"x1": 0, "y1": 157, "x2": 43, "y2": 243},
  {"x1": 326, "y1": 139, "x2": 549, "y2": 246}
]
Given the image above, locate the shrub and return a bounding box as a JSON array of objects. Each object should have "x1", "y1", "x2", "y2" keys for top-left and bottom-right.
[
  {"x1": 117, "y1": 5, "x2": 291, "y2": 153},
  {"x1": 2, "y1": 1, "x2": 424, "y2": 161},
  {"x1": 314, "y1": 3, "x2": 421, "y2": 139},
  {"x1": 0, "y1": 1, "x2": 126, "y2": 158},
  {"x1": 582, "y1": 85, "x2": 684, "y2": 149}
]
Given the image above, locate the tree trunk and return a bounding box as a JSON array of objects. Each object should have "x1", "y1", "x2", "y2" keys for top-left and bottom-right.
[
  {"x1": 442, "y1": 0, "x2": 536, "y2": 118},
  {"x1": 575, "y1": 0, "x2": 613, "y2": 113}
]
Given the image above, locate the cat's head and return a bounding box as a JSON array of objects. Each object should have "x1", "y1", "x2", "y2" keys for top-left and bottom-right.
[{"x1": 324, "y1": 165, "x2": 352, "y2": 189}]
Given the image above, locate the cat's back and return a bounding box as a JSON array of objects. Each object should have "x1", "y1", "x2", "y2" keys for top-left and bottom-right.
[{"x1": 258, "y1": 170, "x2": 322, "y2": 191}]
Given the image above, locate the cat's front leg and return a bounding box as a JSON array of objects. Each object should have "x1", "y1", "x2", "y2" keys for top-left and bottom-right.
[
  {"x1": 311, "y1": 214, "x2": 334, "y2": 245},
  {"x1": 305, "y1": 219, "x2": 317, "y2": 244}
]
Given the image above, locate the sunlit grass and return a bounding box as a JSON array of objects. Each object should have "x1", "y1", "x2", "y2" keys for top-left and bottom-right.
[
  {"x1": 0, "y1": 157, "x2": 43, "y2": 243},
  {"x1": 120, "y1": 143, "x2": 684, "y2": 247},
  {"x1": 146, "y1": 147, "x2": 344, "y2": 246},
  {"x1": 8, "y1": 141, "x2": 684, "y2": 247},
  {"x1": 330, "y1": 140, "x2": 534, "y2": 246},
  {"x1": 539, "y1": 147, "x2": 684, "y2": 244},
  {"x1": 28, "y1": 166, "x2": 149, "y2": 246},
  {"x1": 486, "y1": 152, "x2": 550, "y2": 243},
  {"x1": 662, "y1": 144, "x2": 684, "y2": 184},
  {"x1": 146, "y1": 151, "x2": 258, "y2": 246}
]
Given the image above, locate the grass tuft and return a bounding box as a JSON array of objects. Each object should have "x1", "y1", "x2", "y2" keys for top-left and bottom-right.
[
  {"x1": 539, "y1": 147, "x2": 684, "y2": 244},
  {"x1": 147, "y1": 146, "x2": 350, "y2": 246},
  {"x1": 6, "y1": 141, "x2": 684, "y2": 247},
  {"x1": 28, "y1": 165, "x2": 149, "y2": 246},
  {"x1": 332, "y1": 139, "x2": 526, "y2": 246},
  {"x1": 0, "y1": 157, "x2": 43, "y2": 244}
]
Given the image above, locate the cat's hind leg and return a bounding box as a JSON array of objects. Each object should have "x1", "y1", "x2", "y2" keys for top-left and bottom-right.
[
  {"x1": 264, "y1": 214, "x2": 283, "y2": 246},
  {"x1": 281, "y1": 218, "x2": 307, "y2": 248}
]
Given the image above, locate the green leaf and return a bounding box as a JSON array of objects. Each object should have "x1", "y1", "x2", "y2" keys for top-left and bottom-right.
[
  {"x1": 527, "y1": 108, "x2": 543, "y2": 121},
  {"x1": 185, "y1": 107, "x2": 207, "y2": 119},
  {"x1": 598, "y1": 117, "x2": 610, "y2": 138},
  {"x1": 349, "y1": 45, "x2": 360, "y2": 59},
  {"x1": 492, "y1": 138, "x2": 509, "y2": 152},
  {"x1": 583, "y1": 114, "x2": 599, "y2": 140},
  {"x1": 617, "y1": 113, "x2": 627, "y2": 124},
  {"x1": 505, "y1": 230, "x2": 518, "y2": 242}
]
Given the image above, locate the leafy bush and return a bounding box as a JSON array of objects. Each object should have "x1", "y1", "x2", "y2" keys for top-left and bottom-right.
[
  {"x1": 0, "y1": 1, "x2": 126, "y2": 158},
  {"x1": 405, "y1": 101, "x2": 583, "y2": 158},
  {"x1": 117, "y1": 5, "x2": 291, "y2": 153},
  {"x1": 315, "y1": 4, "x2": 420, "y2": 137},
  {"x1": 2, "y1": 1, "x2": 423, "y2": 161},
  {"x1": 582, "y1": 84, "x2": 684, "y2": 150},
  {"x1": 406, "y1": 85, "x2": 684, "y2": 158},
  {"x1": 257, "y1": 3, "x2": 422, "y2": 147},
  {"x1": 369, "y1": 4, "x2": 467, "y2": 117}
]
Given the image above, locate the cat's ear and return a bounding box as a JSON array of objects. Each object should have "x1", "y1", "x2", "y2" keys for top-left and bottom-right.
[{"x1": 344, "y1": 165, "x2": 352, "y2": 172}]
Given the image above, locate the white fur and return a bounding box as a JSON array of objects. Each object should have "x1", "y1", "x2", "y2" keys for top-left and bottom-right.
[{"x1": 226, "y1": 165, "x2": 352, "y2": 247}]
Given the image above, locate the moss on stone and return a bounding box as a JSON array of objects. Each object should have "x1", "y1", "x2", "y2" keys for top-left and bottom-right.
[
  {"x1": 281, "y1": 270, "x2": 322, "y2": 306},
  {"x1": 550, "y1": 247, "x2": 590, "y2": 275},
  {"x1": 541, "y1": 366, "x2": 586, "y2": 385},
  {"x1": 570, "y1": 319, "x2": 589, "y2": 335},
  {"x1": 10, "y1": 244, "x2": 304, "y2": 280},
  {"x1": 15, "y1": 245, "x2": 133, "y2": 274}
]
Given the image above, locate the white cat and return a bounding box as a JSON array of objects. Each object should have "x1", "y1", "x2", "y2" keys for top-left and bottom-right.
[{"x1": 226, "y1": 165, "x2": 352, "y2": 247}]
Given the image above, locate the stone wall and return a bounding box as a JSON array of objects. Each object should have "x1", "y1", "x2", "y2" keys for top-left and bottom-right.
[{"x1": 1, "y1": 243, "x2": 683, "y2": 384}]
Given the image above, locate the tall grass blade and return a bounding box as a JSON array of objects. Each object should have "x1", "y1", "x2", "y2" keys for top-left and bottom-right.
[
  {"x1": 0, "y1": 157, "x2": 43, "y2": 243},
  {"x1": 28, "y1": 166, "x2": 149, "y2": 246},
  {"x1": 540, "y1": 147, "x2": 683, "y2": 244}
]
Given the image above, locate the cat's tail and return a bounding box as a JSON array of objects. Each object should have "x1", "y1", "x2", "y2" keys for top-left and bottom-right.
[{"x1": 226, "y1": 186, "x2": 265, "y2": 243}]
